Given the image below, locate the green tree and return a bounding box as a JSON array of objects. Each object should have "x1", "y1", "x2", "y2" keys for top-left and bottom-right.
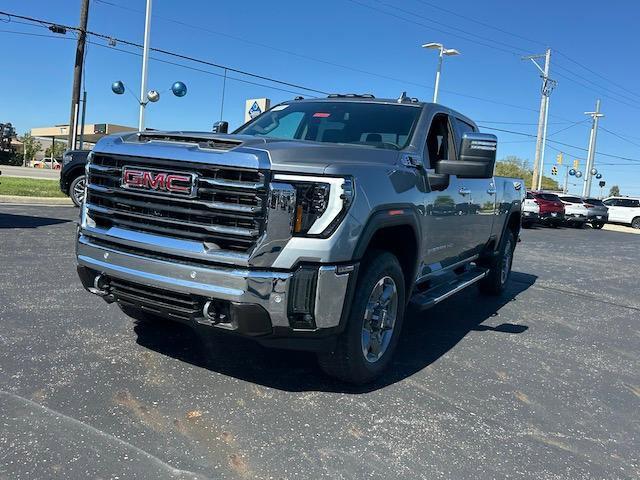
[
  {"x1": 609, "y1": 185, "x2": 620, "y2": 197},
  {"x1": 494, "y1": 156, "x2": 559, "y2": 191},
  {"x1": 18, "y1": 132, "x2": 42, "y2": 166},
  {"x1": 44, "y1": 142, "x2": 66, "y2": 159}
]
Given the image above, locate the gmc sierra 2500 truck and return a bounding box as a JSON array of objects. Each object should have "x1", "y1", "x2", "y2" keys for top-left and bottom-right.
[{"x1": 76, "y1": 94, "x2": 523, "y2": 384}]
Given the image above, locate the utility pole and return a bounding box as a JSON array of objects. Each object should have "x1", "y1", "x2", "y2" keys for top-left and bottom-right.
[
  {"x1": 582, "y1": 99, "x2": 604, "y2": 197},
  {"x1": 67, "y1": 0, "x2": 90, "y2": 150},
  {"x1": 523, "y1": 48, "x2": 556, "y2": 191},
  {"x1": 139, "y1": 0, "x2": 153, "y2": 131}
]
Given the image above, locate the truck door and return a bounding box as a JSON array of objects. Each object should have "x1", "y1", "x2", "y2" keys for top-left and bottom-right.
[
  {"x1": 451, "y1": 117, "x2": 496, "y2": 256},
  {"x1": 421, "y1": 113, "x2": 470, "y2": 272}
]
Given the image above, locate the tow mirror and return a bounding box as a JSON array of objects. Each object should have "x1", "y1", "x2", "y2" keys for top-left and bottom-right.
[
  {"x1": 212, "y1": 121, "x2": 229, "y2": 134},
  {"x1": 436, "y1": 132, "x2": 497, "y2": 179}
]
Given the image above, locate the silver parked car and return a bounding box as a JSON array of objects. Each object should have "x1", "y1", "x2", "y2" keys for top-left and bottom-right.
[
  {"x1": 582, "y1": 197, "x2": 608, "y2": 229},
  {"x1": 558, "y1": 195, "x2": 588, "y2": 228}
]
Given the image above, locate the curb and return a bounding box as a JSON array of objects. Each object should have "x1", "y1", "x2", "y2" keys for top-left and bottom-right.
[{"x1": 0, "y1": 195, "x2": 73, "y2": 206}]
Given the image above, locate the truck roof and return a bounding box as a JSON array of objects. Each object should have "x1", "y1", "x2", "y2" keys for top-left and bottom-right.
[{"x1": 283, "y1": 96, "x2": 477, "y2": 128}]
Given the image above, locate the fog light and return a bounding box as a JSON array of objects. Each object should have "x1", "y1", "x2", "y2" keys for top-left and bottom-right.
[{"x1": 288, "y1": 267, "x2": 317, "y2": 329}]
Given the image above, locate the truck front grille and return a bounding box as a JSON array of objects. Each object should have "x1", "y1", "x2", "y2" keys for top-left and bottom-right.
[{"x1": 85, "y1": 153, "x2": 268, "y2": 253}]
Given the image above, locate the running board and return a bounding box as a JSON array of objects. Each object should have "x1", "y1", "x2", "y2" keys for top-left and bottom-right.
[{"x1": 410, "y1": 267, "x2": 489, "y2": 310}]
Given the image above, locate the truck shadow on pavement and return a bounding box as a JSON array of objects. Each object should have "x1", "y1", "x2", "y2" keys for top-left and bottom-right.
[
  {"x1": 0, "y1": 212, "x2": 72, "y2": 229},
  {"x1": 133, "y1": 271, "x2": 536, "y2": 394}
]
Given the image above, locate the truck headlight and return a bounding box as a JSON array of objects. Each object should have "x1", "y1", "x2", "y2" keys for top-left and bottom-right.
[{"x1": 273, "y1": 174, "x2": 354, "y2": 237}]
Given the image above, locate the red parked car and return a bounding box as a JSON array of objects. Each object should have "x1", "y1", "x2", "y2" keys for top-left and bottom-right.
[{"x1": 529, "y1": 191, "x2": 565, "y2": 227}]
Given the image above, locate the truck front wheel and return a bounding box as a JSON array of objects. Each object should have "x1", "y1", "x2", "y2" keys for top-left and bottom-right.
[
  {"x1": 317, "y1": 250, "x2": 406, "y2": 384},
  {"x1": 478, "y1": 230, "x2": 515, "y2": 296}
]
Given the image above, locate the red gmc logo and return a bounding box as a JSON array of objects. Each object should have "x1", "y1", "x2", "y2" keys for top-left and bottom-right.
[{"x1": 121, "y1": 168, "x2": 195, "y2": 196}]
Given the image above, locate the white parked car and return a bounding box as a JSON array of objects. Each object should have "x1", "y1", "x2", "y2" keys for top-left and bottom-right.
[
  {"x1": 522, "y1": 191, "x2": 540, "y2": 228},
  {"x1": 557, "y1": 195, "x2": 589, "y2": 228},
  {"x1": 603, "y1": 197, "x2": 640, "y2": 229}
]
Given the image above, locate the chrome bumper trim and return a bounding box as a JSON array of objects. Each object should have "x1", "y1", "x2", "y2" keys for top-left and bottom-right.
[
  {"x1": 78, "y1": 234, "x2": 291, "y2": 327},
  {"x1": 77, "y1": 233, "x2": 351, "y2": 329}
]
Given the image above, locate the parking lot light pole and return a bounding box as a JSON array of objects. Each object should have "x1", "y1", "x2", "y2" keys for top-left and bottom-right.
[
  {"x1": 422, "y1": 43, "x2": 460, "y2": 103},
  {"x1": 138, "y1": 0, "x2": 153, "y2": 131},
  {"x1": 582, "y1": 99, "x2": 604, "y2": 197}
]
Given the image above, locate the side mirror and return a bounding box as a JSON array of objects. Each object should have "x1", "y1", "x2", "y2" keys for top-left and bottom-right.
[
  {"x1": 436, "y1": 132, "x2": 497, "y2": 179},
  {"x1": 212, "y1": 121, "x2": 229, "y2": 134}
]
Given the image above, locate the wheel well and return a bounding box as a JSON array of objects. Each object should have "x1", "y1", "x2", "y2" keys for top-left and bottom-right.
[
  {"x1": 507, "y1": 211, "x2": 521, "y2": 236},
  {"x1": 63, "y1": 166, "x2": 86, "y2": 192},
  {"x1": 363, "y1": 225, "x2": 418, "y2": 291}
]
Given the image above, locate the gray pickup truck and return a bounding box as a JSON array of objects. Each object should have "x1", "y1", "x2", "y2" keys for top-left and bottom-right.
[{"x1": 76, "y1": 94, "x2": 523, "y2": 383}]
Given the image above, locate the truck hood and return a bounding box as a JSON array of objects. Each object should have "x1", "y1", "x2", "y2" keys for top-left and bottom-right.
[{"x1": 94, "y1": 131, "x2": 402, "y2": 175}]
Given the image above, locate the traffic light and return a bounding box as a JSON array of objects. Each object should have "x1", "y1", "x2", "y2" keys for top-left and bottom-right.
[
  {"x1": 551, "y1": 166, "x2": 558, "y2": 176},
  {"x1": 599, "y1": 181, "x2": 606, "y2": 188},
  {"x1": 556, "y1": 153, "x2": 563, "y2": 165},
  {"x1": 573, "y1": 159, "x2": 579, "y2": 169}
]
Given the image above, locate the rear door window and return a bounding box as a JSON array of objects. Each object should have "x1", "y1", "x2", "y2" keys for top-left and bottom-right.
[{"x1": 537, "y1": 193, "x2": 561, "y2": 202}]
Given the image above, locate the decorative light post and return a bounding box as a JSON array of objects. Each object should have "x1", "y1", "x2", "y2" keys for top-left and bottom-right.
[
  {"x1": 422, "y1": 43, "x2": 460, "y2": 103},
  {"x1": 111, "y1": 80, "x2": 187, "y2": 130}
]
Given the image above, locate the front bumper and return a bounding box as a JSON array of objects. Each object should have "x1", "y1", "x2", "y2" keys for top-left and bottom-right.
[{"x1": 76, "y1": 232, "x2": 353, "y2": 349}]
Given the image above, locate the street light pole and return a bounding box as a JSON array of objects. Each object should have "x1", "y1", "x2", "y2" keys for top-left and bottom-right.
[
  {"x1": 138, "y1": 0, "x2": 153, "y2": 131},
  {"x1": 582, "y1": 99, "x2": 604, "y2": 197},
  {"x1": 433, "y1": 49, "x2": 444, "y2": 103},
  {"x1": 422, "y1": 43, "x2": 460, "y2": 103}
]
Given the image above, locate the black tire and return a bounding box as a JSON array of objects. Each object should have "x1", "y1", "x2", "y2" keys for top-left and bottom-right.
[
  {"x1": 592, "y1": 223, "x2": 604, "y2": 230},
  {"x1": 522, "y1": 221, "x2": 532, "y2": 229},
  {"x1": 478, "y1": 230, "x2": 515, "y2": 296},
  {"x1": 573, "y1": 222, "x2": 585, "y2": 229},
  {"x1": 69, "y1": 174, "x2": 86, "y2": 207},
  {"x1": 549, "y1": 222, "x2": 559, "y2": 228},
  {"x1": 632, "y1": 217, "x2": 640, "y2": 229},
  {"x1": 317, "y1": 250, "x2": 406, "y2": 384}
]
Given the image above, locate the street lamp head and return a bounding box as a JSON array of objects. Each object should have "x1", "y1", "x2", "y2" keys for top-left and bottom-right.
[
  {"x1": 147, "y1": 90, "x2": 160, "y2": 103},
  {"x1": 422, "y1": 42, "x2": 443, "y2": 50},
  {"x1": 111, "y1": 80, "x2": 125, "y2": 95},
  {"x1": 443, "y1": 48, "x2": 460, "y2": 56}
]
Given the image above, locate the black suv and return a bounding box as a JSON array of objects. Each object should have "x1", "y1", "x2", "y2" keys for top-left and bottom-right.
[{"x1": 60, "y1": 149, "x2": 90, "y2": 206}]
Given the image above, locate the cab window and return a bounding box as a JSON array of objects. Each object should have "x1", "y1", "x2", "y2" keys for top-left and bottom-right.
[{"x1": 425, "y1": 113, "x2": 455, "y2": 167}]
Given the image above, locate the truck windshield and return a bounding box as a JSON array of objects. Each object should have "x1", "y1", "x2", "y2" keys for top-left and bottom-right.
[{"x1": 235, "y1": 101, "x2": 420, "y2": 149}]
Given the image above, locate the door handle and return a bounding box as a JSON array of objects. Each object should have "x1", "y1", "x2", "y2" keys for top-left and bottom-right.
[
  {"x1": 458, "y1": 187, "x2": 471, "y2": 196},
  {"x1": 487, "y1": 188, "x2": 497, "y2": 195}
]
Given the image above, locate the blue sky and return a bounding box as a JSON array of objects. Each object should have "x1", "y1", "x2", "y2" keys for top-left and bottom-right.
[{"x1": 2, "y1": 0, "x2": 639, "y2": 196}]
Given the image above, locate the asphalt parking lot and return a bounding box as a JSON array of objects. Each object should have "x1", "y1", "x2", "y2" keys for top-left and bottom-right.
[{"x1": 1, "y1": 205, "x2": 638, "y2": 480}]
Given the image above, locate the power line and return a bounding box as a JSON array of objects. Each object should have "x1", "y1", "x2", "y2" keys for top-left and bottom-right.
[
  {"x1": 0, "y1": 9, "x2": 329, "y2": 96},
  {"x1": 0, "y1": 28, "x2": 75, "y2": 40},
  {"x1": 87, "y1": 41, "x2": 319, "y2": 97},
  {"x1": 599, "y1": 127, "x2": 640, "y2": 149},
  {"x1": 345, "y1": 0, "x2": 526, "y2": 57},
  {"x1": 371, "y1": 0, "x2": 530, "y2": 55},
  {"x1": 555, "y1": 50, "x2": 640, "y2": 101},
  {"x1": 552, "y1": 67, "x2": 640, "y2": 111},
  {"x1": 3, "y1": 9, "x2": 575, "y2": 119},
  {"x1": 411, "y1": 0, "x2": 545, "y2": 48},
  {"x1": 478, "y1": 125, "x2": 640, "y2": 164}
]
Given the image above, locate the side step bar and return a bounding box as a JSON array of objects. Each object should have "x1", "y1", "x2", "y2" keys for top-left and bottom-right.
[{"x1": 410, "y1": 267, "x2": 489, "y2": 311}]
